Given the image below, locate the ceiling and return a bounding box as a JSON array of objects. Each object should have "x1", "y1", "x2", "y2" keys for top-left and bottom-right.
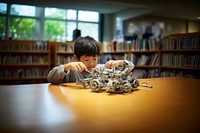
[{"x1": 2, "y1": 0, "x2": 200, "y2": 20}]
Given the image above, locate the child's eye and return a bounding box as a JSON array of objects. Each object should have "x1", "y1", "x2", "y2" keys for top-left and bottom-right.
[{"x1": 84, "y1": 60, "x2": 89, "y2": 61}]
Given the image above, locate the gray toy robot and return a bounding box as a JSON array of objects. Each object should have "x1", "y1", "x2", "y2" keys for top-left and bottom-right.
[{"x1": 76, "y1": 63, "x2": 142, "y2": 94}]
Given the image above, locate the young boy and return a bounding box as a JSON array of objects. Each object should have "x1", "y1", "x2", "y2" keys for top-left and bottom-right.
[{"x1": 47, "y1": 36, "x2": 134, "y2": 84}]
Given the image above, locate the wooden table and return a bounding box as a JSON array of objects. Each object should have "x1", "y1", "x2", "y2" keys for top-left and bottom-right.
[{"x1": 0, "y1": 77, "x2": 200, "y2": 133}]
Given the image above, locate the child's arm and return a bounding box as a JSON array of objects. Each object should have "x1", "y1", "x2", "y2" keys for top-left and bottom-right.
[
  {"x1": 47, "y1": 62, "x2": 88, "y2": 84},
  {"x1": 105, "y1": 60, "x2": 134, "y2": 68},
  {"x1": 64, "y1": 62, "x2": 88, "y2": 72},
  {"x1": 104, "y1": 60, "x2": 134, "y2": 76},
  {"x1": 47, "y1": 65, "x2": 67, "y2": 84}
]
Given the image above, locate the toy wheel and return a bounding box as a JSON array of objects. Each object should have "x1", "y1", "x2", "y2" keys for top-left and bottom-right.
[
  {"x1": 90, "y1": 80, "x2": 100, "y2": 92},
  {"x1": 124, "y1": 83, "x2": 132, "y2": 92},
  {"x1": 132, "y1": 79, "x2": 139, "y2": 88}
]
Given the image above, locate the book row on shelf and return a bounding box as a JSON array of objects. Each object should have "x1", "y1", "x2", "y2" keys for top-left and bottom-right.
[
  {"x1": 161, "y1": 53, "x2": 200, "y2": 68},
  {"x1": 132, "y1": 69, "x2": 159, "y2": 79},
  {"x1": 57, "y1": 55, "x2": 74, "y2": 65},
  {"x1": 0, "y1": 68, "x2": 49, "y2": 79},
  {"x1": 0, "y1": 41, "x2": 48, "y2": 51},
  {"x1": 57, "y1": 43, "x2": 74, "y2": 52},
  {"x1": 103, "y1": 38, "x2": 160, "y2": 52},
  {"x1": 103, "y1": 32, "x2": 200, "y2": 52},
  {"x1": 0, "y1": 33, "x2": 198, "y2": 53},
  {"x1": 131, "y1": 53, "x2": 159, "y2": 66},
  {"x1": 102, "y1": 54, "x2": 129, "y2": 64},
  {"x1": 130, "y1": 38, "x2": 160, "y2": 51},
  {"x1": 102, "y1": 39, "x2": 199, "y2": 52},
  {"x1": 0, "y1": 55, "x2": 48, "y2": 64},
  {"x1": 161, "y1": 34, "x2": 200, "y2": 50},
  {"x1": 102, "y1": 42, "x2": 129, "y2": 52}
]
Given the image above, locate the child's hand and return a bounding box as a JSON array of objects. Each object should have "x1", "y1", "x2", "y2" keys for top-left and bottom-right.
[
  {"x1": 64, "y1": 62, "x2": 88, "y2": 72},
  {"x1": 105, "y1": 60, "x2": 124, "y2": 69}
]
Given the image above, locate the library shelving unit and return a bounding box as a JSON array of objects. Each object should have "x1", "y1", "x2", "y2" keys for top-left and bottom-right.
[
  {"x1": 102, "y1": 51, "x2": 129, "y2": 64},
  {"x1": 129, "y1": 37, "x2": 161, "y2": 78},
  {"x1": 102, "y1": 32, "x2": 200, "y2": 79},
  {"x1": 160, "y1": 32, "x2": 200, "y2": 79},
  {"x1": 102, "y1": 39, "x2": 161, "y2": 78},
  {"x1": 0, "y1": 40, "x2": 51, "y2": 84},
  {"x1": 49, "y1": 41, "x2": 74, "y2": 67},
  {"x1": 130, "y1": 50, "x2": 160, "y2": 78},
  {"x1": 102, "y1": 42, "x2": 129, "y2": 64}
]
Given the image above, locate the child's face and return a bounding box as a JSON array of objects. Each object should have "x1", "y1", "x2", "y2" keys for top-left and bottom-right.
[{"x1": 79, "y1": 55, "x2": 98, "y2": 71}]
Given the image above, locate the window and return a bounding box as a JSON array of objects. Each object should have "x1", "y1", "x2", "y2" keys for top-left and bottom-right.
[
  {"x1": 0, "y1": 3, "x2": 7, "y2": 14},
  {"x1": 78, "y1": 10, "x2": 99, "y2": 22},
  {"x1": 45, "y1": 8, "x2": 100, "y2": 42},
  {"x1": 0, "y1": 3, "x2": 100, "y2": 41},
  {"x1": 9, "y1": 4, "x2": 36, "y2": 40},
  {"x1": 67, "y1": 22, "x2": 76, "y2": 41},
  {"x1": 45, "y1": 8, "x2": 78, "y2": 41},
  {"x1": 11, "y1": 4, "x2": 36, "y2": 17},
  {"x1": 45, "y1": 8, "x2": 67, "y2": 19},
  {"x1": 0, "y1": 16, "x2": 6, "y2": 39},
  {"x1": 45, "y1": 20, "x2": 66, "y2": 41},
  {"x1": 66, "y1": 9, "x2": 76, "y2": 20},
  {"x1": 78, "y1": 22, "x2": 99, "y2": 41},
  {"x1": 77, "y1": 10, "x2": 99, "y2": 41},
  {"x1": 0, "y1": 3, "x2": 6, "y2": 39}
]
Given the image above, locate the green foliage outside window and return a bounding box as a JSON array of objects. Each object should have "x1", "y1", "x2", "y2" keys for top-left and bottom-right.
[
  {"x1": 0, "y1": 16, "x2": 6, "y2": 32},
  {"x1": 10, "y1": 18, "x2": 35, "y2": 40},
  {"x1": 45, "y1": 20, "x2": 66, "y2": 41},
  {"x1": 0, "y1": 16, "x2": 6, "y2": 39}
]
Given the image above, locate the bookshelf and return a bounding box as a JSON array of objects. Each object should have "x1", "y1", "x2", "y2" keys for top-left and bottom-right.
[
  {"x1": 160, "y1": 32, "x2": 200, "y2": 79},
  {"x1": 129, "y1": 36, "x2": 161, "y2": 78},
  {"x1": 102, "y1": 39, "x2": 160, "y2": 78},
  {"x1": 102, "y1": 32, "x2": 200, "y2": 79},
  {"x1": 102, "y1": 51, "x2": 129, "y2": 64},
  {"x1": 49, "y1": 41, "x2": 74, "y2": 67},
  {"x1": 102, "y1": 42, "x2": 129, "y2": 63},
  {"x1": 1, "y1": 32, "x2": 197, "y2": 84},
  {"x1": 130, "y1": 50, "x2": 160, "y2": 78},
  {"x1": 0, "y1": 40, "x2": 51, "y2": 84}
]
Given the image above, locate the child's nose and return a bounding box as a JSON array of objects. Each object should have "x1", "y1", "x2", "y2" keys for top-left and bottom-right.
[{"x1": 89, "y1": 61, "x2": 95, "y2": 66}]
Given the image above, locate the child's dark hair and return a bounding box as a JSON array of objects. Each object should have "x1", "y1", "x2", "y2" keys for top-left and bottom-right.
[{"x1": 74, "y1": 36, "x2": 100, "y2": 59}]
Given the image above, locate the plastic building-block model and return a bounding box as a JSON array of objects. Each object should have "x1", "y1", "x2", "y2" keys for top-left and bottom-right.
[{"x1": 76, "y1": 63, "x2": 140, "y2": 94}]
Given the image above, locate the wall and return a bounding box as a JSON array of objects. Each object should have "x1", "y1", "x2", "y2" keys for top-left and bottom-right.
[
  {"x1": 188, "y1": 20, "x2": 200, "y2": 33},
  {"x1": 124, "y1": 15, "x2": 200, "y2": 36},
  {"x1": 102, "y1": 14, "x2": 115, "y2": 42},
  {"x1": 103, "y1": 14, "x2": 200, "y2": 42}
]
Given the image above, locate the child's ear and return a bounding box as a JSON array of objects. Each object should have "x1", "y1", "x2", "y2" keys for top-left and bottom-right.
[{"x1": 73, "y1": 54, "x2": 80, "y2": 61}]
